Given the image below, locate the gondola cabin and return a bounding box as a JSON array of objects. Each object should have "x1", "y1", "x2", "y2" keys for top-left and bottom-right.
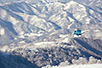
[{"x1": 74, "y1": 29, "x2": 82, "y2": 36}]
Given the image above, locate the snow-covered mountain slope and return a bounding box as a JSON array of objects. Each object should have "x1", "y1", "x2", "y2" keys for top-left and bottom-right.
[
  {"x1": 0, "y1": 37, "x2": 102, "y2": 67},
  {"x1": 0, "y1": 0, "x2": 102, "y2": 45},
  {"x1": 0, "y1": 0, "x2": 102, "y2": 68}
]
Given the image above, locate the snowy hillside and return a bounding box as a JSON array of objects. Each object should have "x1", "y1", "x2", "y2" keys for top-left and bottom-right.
[
  {"x1": 0, "y1": 0, "x2": 102, "y2": 68},
  {"x1": 62, "y1": 64, "x2": 102, "y2": 68},
  {"x1": 43, "y1": 64, "x2": 102, "y2": 68}
]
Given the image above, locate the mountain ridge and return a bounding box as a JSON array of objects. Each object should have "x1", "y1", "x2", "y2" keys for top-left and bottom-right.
[{"x1": 0, "y1": 0, "x2": 102, "y2": 45}]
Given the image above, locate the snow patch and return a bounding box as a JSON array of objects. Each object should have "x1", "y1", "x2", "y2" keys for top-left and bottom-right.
[
  {"x1": 85, "y1": 17, "x2": 90, "y2": 24},
  {"x1": 24, "y1": 33, "x2": 43, "y2": 37},
  {"x1": 0, "y1": 28, "x2": 5, "y2": 35},
  {"x1": 59, "y1": 34, "x2": 68, "y2": 38},
  {"x1": 62, "y1": 38, "x2": 69, "y2": 43},
  {"x1": 18, "y1": 35, "x2": 25, "y2": 38},
  {"x1": 34, "y1": 41, "x2": 54, "y2": 46},
  {"x1": 74, "y1": 35, "x2": 81, "y2": 37},
  {"x1": 59, "y1": 64, "x2": 102, "y2": 68},
  {"x1": 19, "y1": 41, "x2": 25, "y2": 44},
  {"x1": 68, "y1": 17, "x2": 74, "y2": 22},
  {"x1": 89, "y1": 9, "x2": 94, "y2": 14},
  {"x1": 18, "y1": 33, "x2": 43, "y2": 39}
]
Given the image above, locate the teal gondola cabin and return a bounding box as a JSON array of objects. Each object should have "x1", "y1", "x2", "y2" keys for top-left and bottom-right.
[{"x1": 74, "y1": 29, "x2": 82, "y2": 36}]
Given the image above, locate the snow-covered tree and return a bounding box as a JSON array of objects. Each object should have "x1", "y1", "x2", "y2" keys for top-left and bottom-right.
[
  {"x1": 88, "y1": 56, "x2": 98, "y2": 64},
  {"x1": 72, "y1": 57, "x2": 88, "y2": 64},
  {"x1": 59, "y1": 61, "x2": 70, "y2": 67},
  {"x1": 72, "y1": 59, "x2": 79, "y2": 65},
  {"x1": 77, "y1": 57, "x2": 88, "y2": 64}
]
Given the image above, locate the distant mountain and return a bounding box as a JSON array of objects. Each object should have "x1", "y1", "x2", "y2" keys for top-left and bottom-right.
[{"x1": 0, "y1": 0, "x2": 102, "y2": 45}]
